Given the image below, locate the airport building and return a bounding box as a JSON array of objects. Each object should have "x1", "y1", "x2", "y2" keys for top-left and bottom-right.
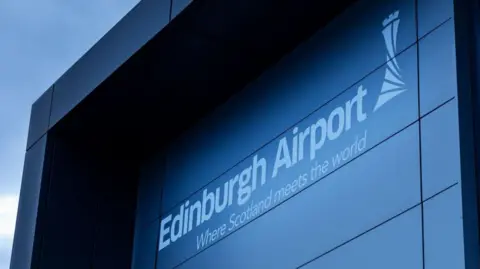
[{"x1": 10, "y1": 0, "x2": 480, "y2": 268}]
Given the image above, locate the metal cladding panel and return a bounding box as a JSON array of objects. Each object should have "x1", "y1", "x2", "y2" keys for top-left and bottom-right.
[
  {"x1": 26, "y1": 88, "x2": 53, "y2": 150},
  {"x1": 172, "y1": 0, "x2": 193, "y2": 18},
  {"x1": 10, "y1": 136, "x2": 48, "y2": 269}
]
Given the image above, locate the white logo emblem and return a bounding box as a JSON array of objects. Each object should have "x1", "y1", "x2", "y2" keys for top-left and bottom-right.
[{"x1": 373, "y1": 10, "x2": 406, "y2": 111}]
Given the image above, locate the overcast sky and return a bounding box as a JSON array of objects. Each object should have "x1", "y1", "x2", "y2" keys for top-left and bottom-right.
[{"x1": 0, "y1": 1, "x2": 139, "y2": 268}]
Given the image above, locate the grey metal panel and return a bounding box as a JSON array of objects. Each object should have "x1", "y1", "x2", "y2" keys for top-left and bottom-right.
[
  {"x1": 49, "y1": 0, "x2": 171, "y2": 127},
  {"x1": 419, "y1": 20, "x2": 457, "y2": 116},
  {"x1": 26, "y1": 88, "x2": 52, "y2": 150},
  {"x1": 10, "y1": 135, "x2": 47, "y2": 269},
  {"x1": 418, "y1": 0, "x2": 454, "y2": 37},
  {"x1": 301, "y1": 207, "x2": 422, "y2": 269},
  {"x1": 421, "y1": 99, "x2": 460, "y2": 199},
  {"x1": 424, "y1": 185, "x2": 465, "y2": 269},
  {"x1": 172, "y1": 0, "x2": 193, "y2": 19}
]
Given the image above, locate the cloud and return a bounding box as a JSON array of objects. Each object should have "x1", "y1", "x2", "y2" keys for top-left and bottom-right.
[
  {"x1": 0, "y1": 196, "x2": 18, "y2": 238},
  {"x1": 0, "y1": 238, "x2": 13, "y2": 269},
  {"x1": 0, "y1": 195, "x2": 18, "y2": 269}
]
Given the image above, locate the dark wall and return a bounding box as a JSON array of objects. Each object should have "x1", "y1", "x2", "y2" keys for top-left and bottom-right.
[{"x1": 31, "y1": 128, "x2": 139, "y2": 269}]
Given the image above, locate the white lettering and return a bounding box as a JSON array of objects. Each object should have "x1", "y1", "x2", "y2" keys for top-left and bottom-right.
[
  {"x1": 171, "y1": 205, "x2": 184, "y2": 242},
  {"x1": 327, "y1": 107, "x2": 345, "y2": 140},
  {"x1": 201, "y1": 189, "x2": 215, "y2": 223},
  {"x1": 237, "y1": 167, "x2": 252, "y2": 206},
  {"x1": 310, "y1": 118, "x2": 327, "y2": 160},
  {"x1": 272, "y1": 137, "x2": 292, "y2": 178},
  {"x1": 252, "y1": 155, "x2": 267, "y2": 190},
  {"x1": 159, "y1": 85, "x2": 371, "y2": 252},
  {"x1": 159, "y1": 215, "x2": 172, "y2": 251}
]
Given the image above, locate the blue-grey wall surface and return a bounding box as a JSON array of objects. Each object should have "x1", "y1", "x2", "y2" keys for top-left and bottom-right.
[
  {"x1": 10, "y1": 136, "x2": 48, "y2": 269},
  {"x1": 133, "y1": 0, "x2": 465, "y2": 268}
]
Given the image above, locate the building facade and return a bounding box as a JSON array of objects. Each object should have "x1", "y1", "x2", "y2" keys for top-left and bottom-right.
[{"x1": 10, "y1": 0, "x2": 480, "y2": 268}]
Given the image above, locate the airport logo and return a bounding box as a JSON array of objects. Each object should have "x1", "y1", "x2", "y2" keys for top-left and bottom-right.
[
  {"x1": 158, "y1": 10, "x2": 407, "y2": 253},
  {"x1": 374, "y1": 10, "x2": 406, "y2": 111}
]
